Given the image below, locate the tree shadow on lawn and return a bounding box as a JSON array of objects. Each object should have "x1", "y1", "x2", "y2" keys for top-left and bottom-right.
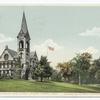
[
  {"x1": 53, "y1": 82, "x2": 99, "y2": 93},
  {"x1": 84, "y1": 84, "x2": 100, "y2": 93},
  {"x1": 29, "y1": 81, "x2": 98, "y2": 92}
]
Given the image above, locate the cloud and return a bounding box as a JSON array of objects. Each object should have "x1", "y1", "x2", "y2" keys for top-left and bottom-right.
[
  {"x1": 0, "y1": 33, "x2": 14, "y2": 43},
  {"x1": 80, "y1": 46, "x2": 98, "y2": 54},
  {"x1": 31, "y1": 39, "x2": 63, "y2": 57},
  {"x1": 0, "y1": 33, "x2": 15, "y2": 55},
  {"x1": 31, "y1": 39, "x2": 63, "y2": 59},
  {"x1": 79, "y1": 27, "x2": 100, "y2": 37},
  {"x1": 31, "y1": 39, "x2": 65, "y2": 68}
]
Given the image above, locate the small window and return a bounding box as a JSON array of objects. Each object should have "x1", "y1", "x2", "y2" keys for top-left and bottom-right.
[
  {"x1": 3, "y1": 70, "x2": 5, "y2": 74},
  {"x1": 4, "y1": 54, "x2": 9, "y2": 60},
  {"x1": 7, "y1": 70, "x2": 9, "y2": 74},
  {"x1": 3, "y1": 63, "x2": 5, "y2": 68}
]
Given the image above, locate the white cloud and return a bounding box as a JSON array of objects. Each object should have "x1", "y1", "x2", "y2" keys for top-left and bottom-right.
[
  {"x1": 31, "y1": 39, "x2": 63, "y2": 56},
  {"x1": 0, "y1": 33, "x2": 15, "y2": 55},
  {"x1": 80, "y1": 46, "x2": 98, "y2": 54},
  {"x1": 0, "y1": 33, "x2": 14, "y2": 43},
  {"x1": 79, "y1": 27, "x2": 100, "y2": 37},
  {"x1": 31, "y1": 39, "x2": 64, "y2": 68}
]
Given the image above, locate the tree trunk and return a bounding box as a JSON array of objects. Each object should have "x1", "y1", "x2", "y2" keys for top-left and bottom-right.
[
  {"x1": 40, "y1": 76, "x2": 43, "y2": 82},
  {"x1": 79, "y1": 73, "x2": 81, "y2": 85},
  {"x1": 68, "y1": 76, "x2": 70, "y2": 82}
]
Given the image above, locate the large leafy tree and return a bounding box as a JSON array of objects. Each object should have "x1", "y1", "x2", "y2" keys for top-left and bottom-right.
[
  {"x1": 89, "y1": 58, "x2": 100, "y2": 83},
  {"x1": 56, "y1": 61, "x2": 73, "y2": 82},
  {"x1": 95, "y1": 70, "x2": 100, "y2": 83},
  {"x1": 72, "y1": 52, "x2": 92, "y2": 85},
  {"x1": 34, "y1": 56, "x2": 53, "y2": 82}
]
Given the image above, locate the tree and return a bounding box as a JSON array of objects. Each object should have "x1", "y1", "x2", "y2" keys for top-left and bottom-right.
[
  {"x1": 88, "y1": 61, "x2": 97, "y2": 84},
  {"x1": 25, "y1": 67, "x2": 30, "y2": 80},
  {"x1": 51, "y1": 70, "x2": 62, "y2": 82},
  {"x1": 88, "y1": 65, "x2": 96, "y2": 84},
  {"x1": 43, "y1": 62, "x2": 53, "y2": 80},
  {"x1": 95, "y1": 70, "x2": 100, "y2": 83},
  {"x1": 34, "y1": 56, "x2": 53, "y2": 82},
  {"x1": 56, "y1": 61, "x2": 73, "y2": 82},
  {"x1": 34, "y1": 64, "x2": 44, "y2": 82},
  {"x1": 72, "y1": 52, "x2": 92, "y2": 85},
  {"x1": 89, "y1": 58, "x2": 100, "y2": 83}
]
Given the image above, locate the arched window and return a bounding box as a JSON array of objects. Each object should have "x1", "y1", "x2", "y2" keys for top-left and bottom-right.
[
  {"x1": 26, "y1": 41, "x2": 29, "y2": 52},
  {"x1": 4, "y1": 54, "x2": 9, "y2": 60},
  {"x1": 19, "y1": 40, "x2": 24, "y2": 49}
]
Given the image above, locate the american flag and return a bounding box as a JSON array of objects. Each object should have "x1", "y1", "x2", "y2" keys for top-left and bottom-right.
[{"x1": 48, "y1": 46, "x2": 54, "y2": 51}]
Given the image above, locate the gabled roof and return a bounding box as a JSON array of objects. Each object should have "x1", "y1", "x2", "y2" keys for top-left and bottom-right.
[
  {"x1": 17, "y1": 12, "x2": 30, "y2": 40},
  {"x1": 30, "y1": 51, "x2": 38, "y2": 59},
  {"x1": 7, "y1": 48, "x2": 17, "y2": 58},
  {"x1": 0, "y1": 45, "x2": 17, "y2": 59}
]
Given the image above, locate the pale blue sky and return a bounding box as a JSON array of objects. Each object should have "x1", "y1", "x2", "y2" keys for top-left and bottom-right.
[{"x1": 0, "y1": 6, "x2": 100, "y2": 66}]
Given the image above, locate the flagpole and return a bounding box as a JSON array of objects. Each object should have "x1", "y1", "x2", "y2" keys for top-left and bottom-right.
[
  {"x1": 47, "y1": 46, "x2": 54, "y2": 57},
  {"x1": 47, "y1": 46, "x2": 49, "y2": 57}
]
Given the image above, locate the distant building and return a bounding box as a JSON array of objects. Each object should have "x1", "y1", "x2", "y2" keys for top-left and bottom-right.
[{"x1": 0, "y1": 12, "x2": 38, "y2": 79}]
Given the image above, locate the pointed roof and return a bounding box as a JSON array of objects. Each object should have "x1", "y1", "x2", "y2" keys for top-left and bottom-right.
[
  {"x1": 5, "y1": 45, "x2": 17, "y2": 57},
  {"x1": 8, "y1": 48, "x2": 17, "y2": 58},
  {"x1": 21, "y1": 12, "x2": 28, "y2": 33},
  {"x1": 30, "y1": 51, "x2": 38, "y2": 59},
  {"x1": 34, "y1": 51, "x2": 37, "y2": 57},
  {"x1": 17, "y1": 12, "x2": 30, "y2": 40},
  {"x1": 0, "y1": 45, "x2": 17, "y2": 59}
]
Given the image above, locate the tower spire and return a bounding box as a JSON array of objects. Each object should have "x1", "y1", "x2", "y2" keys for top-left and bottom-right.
[
  {"x1": 21, "y1": 11, "x2": 28, "y2": 34},
  {"x1": 17, "y1": 11, "x2": 30, "y2": 40}
]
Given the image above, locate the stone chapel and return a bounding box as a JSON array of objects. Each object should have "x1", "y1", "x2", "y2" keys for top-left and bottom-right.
[{"x1": 0, "y1": 12, "x2": 38, "y2": 79}]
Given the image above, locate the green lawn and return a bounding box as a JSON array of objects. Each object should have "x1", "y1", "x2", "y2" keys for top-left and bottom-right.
[{"x1": 0, "y1": 80, "x2": 99, "y2": 92}]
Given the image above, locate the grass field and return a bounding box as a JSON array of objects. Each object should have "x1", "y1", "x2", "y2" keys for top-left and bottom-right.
[{"x1": 0, "y1": 80, "x2": 100, "y2": 92}]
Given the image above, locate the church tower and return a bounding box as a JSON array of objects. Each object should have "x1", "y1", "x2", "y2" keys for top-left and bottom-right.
[{"x1": 17, "y1": 12, "x2": 30, "y2": 79}]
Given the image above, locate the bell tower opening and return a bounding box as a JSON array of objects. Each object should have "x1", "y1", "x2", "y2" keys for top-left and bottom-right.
[
  {"x1": 26, "y1": 41, "x2": 29, "y2": 52},
  {"x1": 19, "y1": 40, "x2": 24, "y2": 49}
]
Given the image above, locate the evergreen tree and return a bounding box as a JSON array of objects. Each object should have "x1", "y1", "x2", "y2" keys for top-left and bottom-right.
[{"x1": 34, "y1": 56, "x2": 53, "y2": 82}]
